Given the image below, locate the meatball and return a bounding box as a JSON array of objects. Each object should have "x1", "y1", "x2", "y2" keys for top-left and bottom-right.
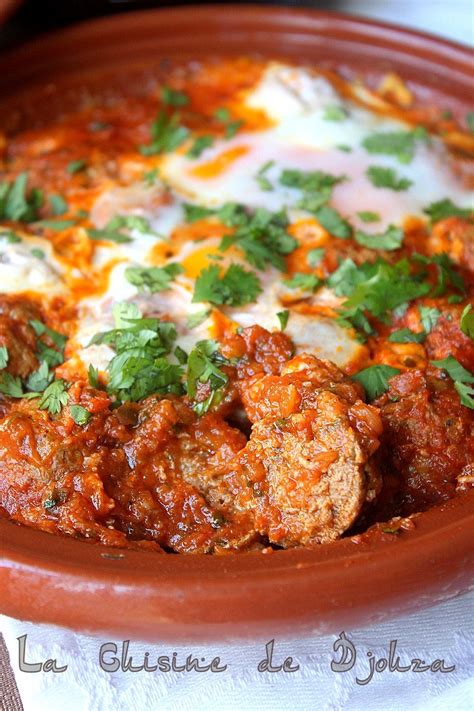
[
  {"x1": 240, "y1": 353, "x2": 364, "y2": 422},
  {"x1": 0, "y1": 295, "x2": 41, "y2": 378},
  {"x1": 373, "y1": 368, "x2": 474, "y2": 516},
  {"x1": 206, "y1": 356, "x2": 383, "y2": 547}
]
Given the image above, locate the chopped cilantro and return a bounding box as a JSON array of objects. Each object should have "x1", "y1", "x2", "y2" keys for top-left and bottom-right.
[
  {"x1": 186, "y1": 340, "x2": 228, "y2": 414},
  {"x1": 26, "y1": 361, "x2": 53, "y2": 392},
  {"x1": 49, "y1": 194, "x2": 68, "y2": 216},
  {"x1": 67, "y1": 159, "x2": 87, "y2": 174},
  {"x1": 336, "y1": 144, "x2": 352, "y2": 152},
  {"x1": 213, "y1": 107, "x2": 243, "y2": 138},
  {"x1": 466, "y1": 112, "x2": 474, "y2": 133},
  {"x1": 307, "y1": 247, "x2": 325, "y2": 267},
  {"x1": 283, "y1": 272, "x2": 320, "y2": 292},
  {"x1": 366, "y1": 166, "x2": 413, "y2": 191},
  {"x1": 255, "y1": 160, "x2": 275, "y2": 191},
  {"x1": 39, "y1": 379, "x2": 69, "y2": 415},
  {"x1": 35, "y1": 219, "x2": 76, "y2": 231},
  {"x1": 423, "y1": 199, "x2": 472, "y2": 223},
  {"x1": 419, "y1": 305, "x2": 441, "y2": 333},
  {"x1": 455, "y1": 381, "x2": 474, "y2": 409},
  {"x1": 327, "y1": 257, "x2": 431, "y2": 337},
  {"x1": 322, "y1": 104, "x2": 347, "y2": 121},
  {"x1": 88, "y1": 214, "x2": 159, "y2": 243},
  {"x1": 70, "y1": 404, "x2": 91, "y2": 426},
  {"x1": 314, "y1": 205, "x2": 351, "y2": 238},
  {"x1": 0, "y1": 372, "x2": 23, "y2": 398},
  {"x1": 161, "y1": 86, "x2": 189, "y2": 107},
  {"x1": 430, "y1": 355, "x2": 474, "y2": 384},
  {"x1": 0, "y1": 229, "x2": 21, "y2": 243},
  {"x1": 187, "y1": 135, "x2": 214, "y2": 159},
  {"x1": 276, "y1": 310, "x2": 290, "y2": 331},
  {"x1": 182, "y1": 203, "x2": 215, "y2": 223},
  {"x1": 139, "y1": 110, "x2": 189, "y2": 156},
  {"x1": 142, "y1": 168, "x2": 159, "y2": 186},
  {"x1": 413, "y1": 252, "x2": 465, "y2": 297},
  {"x1": 355, "y1": 225, "x2": 404, "y2": 250},
  {"x1": 353, "y1": 365, "x2": 400, "y2": 400},
  {"x1": 186, "y1": 307, "x2": 211, "y2": 329},
  {"x1": 219, "y1": 206, "x2": 297, "y2": 271},
  {"x1": 361, "y1": 127, "x2": 427, "y2": 164},
  {"x1": 388, "y1": 328, "x2": 426, "y2": 343},
  {"x1": 357, "y1": 211, "x2": 380, "y2": 223},
  {"x1": 0, "y1": 346, "x2": 8, "y2": 369},
  {"x1": 193, "y1": 264, "x2": 262, "y2": 307},
  {"x1": 174, "y1": 346, "x2": 188, "y2": 365},
  {"x1": 89, "y1": 303, "x2": 183, "y2": 402},
  {"x1": 30, "y1": 248, "x2": 46, "y2": 260},
  {"x1": 88, "y1": 364, "x2": 100, "y2": 388},
  {"x1": 125, "y1": 263, "x2": 184, "y2": 293},
  {"x1": 460, "y1": 304, "x2": 474, "y2": 339},
  {"x1": 0, "y1": 172, "x2": 43, "y2": 222}
]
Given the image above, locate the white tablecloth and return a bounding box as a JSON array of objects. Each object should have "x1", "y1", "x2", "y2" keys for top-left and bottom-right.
[{"x1": 1, "y1": 592, "x2": 473, "y2": 711}]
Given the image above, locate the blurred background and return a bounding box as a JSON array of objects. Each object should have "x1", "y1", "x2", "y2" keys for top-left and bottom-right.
[{"x1": 0, "y1": 0, "x2": 472, "y2": 49}]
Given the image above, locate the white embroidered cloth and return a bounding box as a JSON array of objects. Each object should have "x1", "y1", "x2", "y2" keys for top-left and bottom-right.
[{"x1": 1, "y1": 592, "x2": 473, "y2": 711}]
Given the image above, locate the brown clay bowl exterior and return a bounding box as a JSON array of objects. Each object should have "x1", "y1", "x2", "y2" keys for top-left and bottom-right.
[{"x1": 0, "y1": 5, "x2": 473, "y2": 642}]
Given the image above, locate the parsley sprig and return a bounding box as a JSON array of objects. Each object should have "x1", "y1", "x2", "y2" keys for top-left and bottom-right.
[{"x1": 89, "y1": 303, "x2": 184, "y2": 403}]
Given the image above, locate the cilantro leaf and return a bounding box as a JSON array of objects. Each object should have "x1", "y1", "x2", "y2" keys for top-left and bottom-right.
[
  {"x1": 430, "y1": 355, "x2": 474, "y2": 383},
  {"x1": 0, "y1": 229, "x2": 21, "y2": 243},
  {"x1": 0, "y1": 172, "x2": 43, "y2": 222},
  {"x1": 49, "y1": 194, "x2": 68, "y2": 216},
  {"x1": 460, "y1": 304, "x2": 474, "y2": 339},
  {"x1": 423, "y1": 199, "x2": 472, "y2": 223},
  {"x1": 0, "y1": 372, "x2": 23, "y2": 398},
  {"x1": 70, "y1": 404, "x2": 92, "y2": 426},
  {"x1": 193, "y1": 264, "x2": 262, "y2": 307},
  {"x1": 355, "y1": 225, "x2": 404, "y2": 250},
  {"x1": 283, "y1": 272, "x2": 320, "y2": 292},
  {"x1": 255, "y1": 160, "x2": 275, "y2": 191},
  {"x1": 161, "y1": 86, "x2": 189, "y2": 107},
  {"x1": 88, "y1": 214, "x2": 160, "y2": 243},
  {"x1": 67, "y1": 159, "x2": 87, "y2": 174},
  {"x1": 0, "y1": 346, "x2": 8, "y2": 369},
  {"x1": 279, "y1": 169, "x2": 345, "y2": 192},
  {"x1": 26, "y1": 361, "x2": 53, "y2": 392},
  {"x1": 35, "y1": 219, "x2": 76, "y2": 231},
  {"x1": 219, "y1": 206, "x2": 297, "y2": 271},
  {"x1": 361, "y1": 127, "x2": 427, "y2": 164},
  {"x1": 419, "y1": 305, "x2": 441, "y2": 333},
  {"x1": 413, "y1": 252, "x2": 465, "y2": 297},
  {"x1": 366, "y1": 166, "x2": 412, "y2": 191},
  {"x1": 186, "y1": 135, "x2": 214, "y2": 159},
  {"x1": 352, "y1": 365, "x2": 401, "y2": 400},
  {"x1": 276, "y1": 310, "x2": 290, "y2": 331},
  {"x1": 328, "y1": 257, "x2": 431, "y2": 337},
  {"x1": 182, "y1": 203, "x2": 216, "y2": 223},
  {"x1": 357, "y1": 211, "x2": 380, "y2": 223},
  {"x1": 125, "y1": 263, "x2": 184, "y2": 293},
  {"x1": 307, "y1": 247, "x2": 325, "y2": 267},
  {"x1": 38, "y1": 380, "x2": 69, "y2": 415},
  {"x1": 142, "y1": 168, "x2": 159, "y2": 186},
  {"x1": 139, "y1": 110, "x2": 189, "y2": 156},
  {"x1": 388, "y1": 328, "x2": 426, "y2": 343},
  {"x1": 186, "y1": 340, "x2": 228, "y2": 414},
  {"x1": 89, "y1": 303, "x2": 183, "y2": 402},
  {"x1": 322, "y1": 105, "x2": 347, "y2": 121},
  {"x1": 314, "y1": 205, "x2": 351, "y2": 238},
  {"x1": 454, "y1": 381, "x2": 474, "y2": 409},
  {"x1": 88, "y1": 364, "x2": 100, "y2": 388},
  {"x1": 186, "y1": 307, "x2": 211, "y2": 329},
  {"x1": 466, "y1": 112, "x2": 474, "y2": 133}
]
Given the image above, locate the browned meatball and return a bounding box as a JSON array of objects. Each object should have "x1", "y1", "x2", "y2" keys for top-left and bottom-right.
[
  {"x1": 0, "y1": 295, "x2": 41, "y2": 378},
  {"x1": 207, "y1": 382, "x2": 383, "y2": 547},
  {"x1": 372, "y1": 368, "x2": 474, "y2": 517}
]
